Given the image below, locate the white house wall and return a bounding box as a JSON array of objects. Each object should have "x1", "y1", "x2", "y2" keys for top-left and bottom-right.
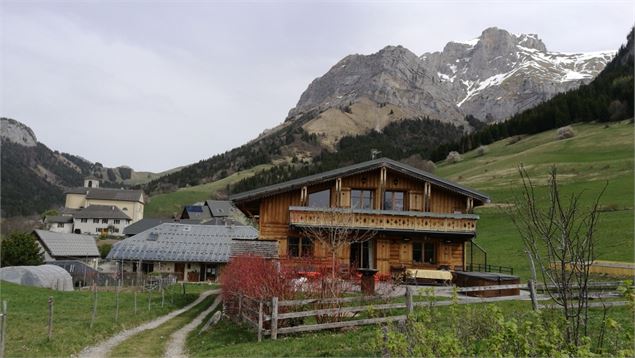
[{"x1": 73, "y1": 218, "x2": 129, "y2": 236}]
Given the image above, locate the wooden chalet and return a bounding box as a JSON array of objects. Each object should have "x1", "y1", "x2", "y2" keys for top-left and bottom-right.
[{"x1": 231, "y1": 158, "x2": 490, "y2": 277}]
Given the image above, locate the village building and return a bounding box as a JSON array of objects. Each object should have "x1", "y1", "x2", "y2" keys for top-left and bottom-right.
[
  {"x1": 107, "y1": 223, "x2": 275, "y2": 282},
  {"x1": 65, "y1": 178, "x2": 145, "y2": 222},
  {"x1": 72, "y1": 205, "x2": 131, "y2": 236},
  {"x1": 44, "y1": 215, "x2": 74, "y2": 233},
  {"x1": 33, "y1": 229, "x2": 100, "y2": 267},
  {"x1": 231, "y1": 157, "x2": 491, "y2": 278}
]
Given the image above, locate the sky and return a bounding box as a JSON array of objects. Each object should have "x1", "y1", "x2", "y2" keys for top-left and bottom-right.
[{"x1": 1, "y1": 1, "x2": 633, "y2": 172}]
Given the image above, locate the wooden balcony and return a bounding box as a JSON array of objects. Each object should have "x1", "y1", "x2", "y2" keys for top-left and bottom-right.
[{"x1": 288, "y1": 206, "x2": 478, "y2": 235}]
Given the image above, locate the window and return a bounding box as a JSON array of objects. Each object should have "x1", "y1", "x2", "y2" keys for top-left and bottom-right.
[
  {"x1": 383, "y1": 191, "x2": 404, "y2": 211},
  {"x1": 308, "y1": 189, "x2": 330, "y2": 208},
  {"x1": 95, "y1": 228, "x2": 101, "y2": 233},
  {"x1": 102, "y1": 219, "x2": 108, "y2": 224},
  {"x1": 114, "y1": 219, "x2": 120, "y2": 224},
  {"x1": 93, "y1": 219, "x2": 99, "y2": 223},
  {"x1": 57, "y1": 223, "x2": 64, "y2": 228},
  {"x1": 351, "y1": 189, "x2": 374, "y2": 209},
  {"x1": 112, "y1": 228, "x2": 119, "y2": 233},
  {"x1": 123, "y1": 207, "x2": 128, "y2": 211},
  {"x1": 413, "y1": 242, "x2": 436, "y2": 264},
  {"x1": 81, "y1": 218, "x2": 88, "y2": 223},
  {"x1": 288, "y1": 237, "x2": 313, "y2": 257}
]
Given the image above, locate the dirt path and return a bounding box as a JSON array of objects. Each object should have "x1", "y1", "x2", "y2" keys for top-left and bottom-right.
[
  {"x1": 78, "y1": 289, "x2": 220, "y2": 358},
  {"x1": 163, "y1": 294, "x2": 223, "y2": 358}
]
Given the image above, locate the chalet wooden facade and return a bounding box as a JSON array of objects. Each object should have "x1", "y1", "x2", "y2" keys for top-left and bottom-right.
[{"x1": 231, "y1": 158, "x2": 490, "y2": 276}]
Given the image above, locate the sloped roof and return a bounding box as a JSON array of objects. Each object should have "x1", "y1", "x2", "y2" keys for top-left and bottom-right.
[
  {"x1": 181, "y1": 205, "x2": 212, "y2": 220},
  {"x1": 34, "y1": 230, "x2": 100, "y2": 257},
  {"x1": 122, "y1": 218, "x2": 171, "y2": 236},
  {"x1": 74, "y1": 205, "x2": 131, "y2": 220},
  {"x1": 230, "y1": 157, "x2": 490, "y2": 204},
  {"x1": 86, "y1": 188, "x2": 143, "y2": 202},
  {"x1": 205, "y1": 200, "x2": 236, "y2": 217},
  {"x1": 45, "y1": 215, "x2": 73, "y2": 224},
  {"x1": 65, "y1": 187, "x2": 89, "y2": 195},
  {"x1": 107, "y1": 223, "x2": 259, "y2": 263}
]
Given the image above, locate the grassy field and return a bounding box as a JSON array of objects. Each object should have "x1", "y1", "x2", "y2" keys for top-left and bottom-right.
[
  {"x1": 110, "y1": 295, "x2": 216, "y2": 357},
  {"x1": 436, "y1": 120, "x2": 634, "y2": 279},
  {"x1": 0, "y1": 282, "x2": 210, "y2": 357},
  {"x1": 186, "y1": 297, "x2": 634, "y2": 357},
  {"x1": 144, "y1": 164, "x2": 271, "y2": 217}
]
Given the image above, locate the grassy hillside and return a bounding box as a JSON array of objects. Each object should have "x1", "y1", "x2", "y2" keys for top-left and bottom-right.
[
  {"x1": 144, "y1": 164, "x2": 271, "y2": 217},
  {"x1": 0, "y1": 282, "x2": 209, "y2": 357},
  {"x1": 436, "y1": 120, "x2": 634, "y2": 278}
]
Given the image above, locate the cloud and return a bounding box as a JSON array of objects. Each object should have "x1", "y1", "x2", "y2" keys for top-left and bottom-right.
[{"x1": 1, "y1": 2, "x2": 633, "y2": 172}]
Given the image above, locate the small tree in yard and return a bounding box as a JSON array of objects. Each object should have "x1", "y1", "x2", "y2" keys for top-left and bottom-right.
[
  {"x1": 507, "y1": 165, "x2": 605, "y2": 346},
  {"x1": 299, "y1": 209, "x2": 376, "y2": 283},
  {"x1": 1, "y1": 232, "x2": 44, "y2": 267}
]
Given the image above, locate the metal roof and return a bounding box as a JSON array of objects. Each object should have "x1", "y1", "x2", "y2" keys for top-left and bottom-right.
[
  {"x1": 107, "y1": 223, "x2": 259, "y2": 263},
  {"x1": 34, "y1": 230, "x2": 100, "y2": 257},
  {"x1": 74, "y1": 205, "x2": 131, "y2": 220},
  {"x1": 123, "y1": 218, "x2": 171, "y2": 236},
  {"x1": 181, "y1": 205, "x2": 212, "y2": 220},
  {"x1": 86, "y1": 188, "x2": 144, "y2": 202},
  {"x1": 45, "y1": 215, "x2": 74, "y2": 224},
  {"x1": 205, "y1": 200, "x2": 236, "y2": 217},
  {"x1": 230, "y1": 157, "x2": 490, "y2": 203}
]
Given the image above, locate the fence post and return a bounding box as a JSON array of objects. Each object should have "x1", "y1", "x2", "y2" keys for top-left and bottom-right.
[
  {"x1": 115, "y1": 281, "x2": 120, "y2": 322},
  {"x1": 147, "y1": 289, "x2": 151, "y2": 311},
  {"x1": 257, "y1": 301, "x2": 263, "y2": 342},
  {"x1": 162, "y1": 289, "x2": 165, "y2": 308},
  {"x1": 405, "y1": 286, "x2": 414, "y2": 315},
  {"x1": 0, "y1": 300, "x2": 7, "y2": 358},
  {"x1": 134, "y1": 291, "x2": 138, "y2": 315},
  {"x1": 238, "y1": 294, "x2": 243, "y2": 322},
  {"x1": 528, "y1": 280, "x2": 539, "y2": 311},
  {"x1": 47, "y1": 296, "x2": 54, "y2": 340},
  {"x1": 271, "y1": 297, "x2": 278, "y2": 340},
  {"x1": 90, "y1": 282, "x2": 97, "y2": 329}
]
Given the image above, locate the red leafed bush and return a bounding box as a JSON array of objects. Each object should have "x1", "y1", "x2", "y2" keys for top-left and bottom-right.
[{"x1": 220, "y1": 255, "x2": 296, "y2": 302}]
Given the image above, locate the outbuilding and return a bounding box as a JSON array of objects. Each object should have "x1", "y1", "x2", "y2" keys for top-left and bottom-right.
[{"x1": 107, "y1": 223, "x2": 274, "y2": 282}]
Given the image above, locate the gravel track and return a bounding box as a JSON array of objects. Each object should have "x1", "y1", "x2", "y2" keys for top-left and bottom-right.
[{"x1": 77, "y1": 289, "x2": 219, "y2": 358}]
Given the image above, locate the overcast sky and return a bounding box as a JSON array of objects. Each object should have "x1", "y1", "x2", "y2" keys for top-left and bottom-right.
[{"x1": 1, "y1": 1, "x2": 633, "y2": 172}]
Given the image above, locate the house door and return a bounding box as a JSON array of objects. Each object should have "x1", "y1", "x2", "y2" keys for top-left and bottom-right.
[
  {"x1": 175, "y1": 263, "x2": 185, "y2": 281},
  {"x1": 350, "y1": 241, "x2": 373, "y2": 269}
]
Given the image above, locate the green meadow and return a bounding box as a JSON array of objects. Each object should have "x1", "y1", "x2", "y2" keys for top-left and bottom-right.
[{"x1": 436, "y1": 120, "x2": 634, "y2": 279}]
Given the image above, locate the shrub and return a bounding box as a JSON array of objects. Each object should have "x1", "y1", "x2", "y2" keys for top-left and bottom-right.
[
  {"x1": 446, "y1": 151, "x2": 462, "y2": 163},
  {"x1": 220, "y1": 255, "x2": 296, "y2": 302},
  {"x1": 0, "y1": 232, "x2": 44, "y2": 267},
  {"x1": 98, "y1": 244, "x2": 112, "y2": 258},
  {"x1": 476, "y1": 145, "x2": 488, "y2": 156},
  {"x1": 556, "y1": 125, "x2": 576, "y2": 140}
]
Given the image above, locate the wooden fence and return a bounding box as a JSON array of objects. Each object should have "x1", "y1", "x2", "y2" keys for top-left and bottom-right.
[{"x1": 229, "y1": 281, "x2": 631, "y2": 341}]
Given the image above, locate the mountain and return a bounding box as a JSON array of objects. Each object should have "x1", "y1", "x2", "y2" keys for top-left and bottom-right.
[
  {"x1": 285, "y1": 27, "x2": 614, "y2": 145},
  {"x1": 0, "y1": 118, "x2": 166, "y2": 217},
  {"x1": 422, "y1": 27, "x2": 615, "y2": 122},
  {"x1": 232, "y1": 27, "x2": 633, "y2": 196},
  {"x1": 142, "y1": 27, "x2": 623, "y2": 198}
]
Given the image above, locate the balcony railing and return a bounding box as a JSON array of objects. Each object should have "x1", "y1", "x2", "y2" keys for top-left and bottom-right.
[{"x1": 288, "y1": 206, "x2": 478, "y2": 234}]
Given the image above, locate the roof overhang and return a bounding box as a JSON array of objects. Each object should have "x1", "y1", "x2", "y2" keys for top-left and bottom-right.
[{"x1": 230, "y1": 158, "x2": 490, "y2": 205}]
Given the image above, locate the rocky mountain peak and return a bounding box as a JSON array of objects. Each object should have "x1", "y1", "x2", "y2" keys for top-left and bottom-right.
[
  {"x1": 284, "y1": 27, "x2": 615, "y2": 144},
  {"x1": 1, "y1": 117, "x2": 37, "y2": 147}
]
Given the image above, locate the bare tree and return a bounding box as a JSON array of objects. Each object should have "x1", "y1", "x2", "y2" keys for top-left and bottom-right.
[
  {"x1": 299, "y1": 208, "x2": 376, "y2": 281},
  {"x1": 507, "y1": 165, "x2": 605, "y2": 345}
]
